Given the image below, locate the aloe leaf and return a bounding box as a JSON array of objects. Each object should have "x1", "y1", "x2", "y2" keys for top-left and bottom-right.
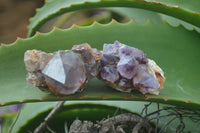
[
  {"x1": 10, "y1": 101, "x2": 198, "y2": 132},
  {"x1": 0, "y1": 21, "x2": 200, "y2": 109},
  {"x1": 1, "y1": 113, "x2": 17, "y2": 133},
  {"x1": 28, "y1": 0, "x2": 200, "y2": 36},
  {"x1": 107, "y1": 7, "x2": 200, "y2": 32},
  {"x1": 145, "y1": 0, "x2": 200, "y2": 31},
  {"x1": 12, "y1": 101, "x2": 141, "y2": 133},
  {"x1": 160, "y1": 14, "x2": 200, "y2": 32},
  {"x1": 107, "y1": 7, "x2": 164, "y2": 24},
  {"x1": 146, "y1": 0, "x2": 200, "y2": 13}
]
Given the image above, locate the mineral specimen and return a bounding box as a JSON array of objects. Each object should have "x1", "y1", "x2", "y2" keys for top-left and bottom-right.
[
  {"x1": 24, "y1": 43, "x2": 101, "y2": 95},
  {"x1": 98, "y1": 41, "x2": 165, "y2": 95},
  {"x1": 25, "y1": 41, "x2": 165, "y2": 95}
]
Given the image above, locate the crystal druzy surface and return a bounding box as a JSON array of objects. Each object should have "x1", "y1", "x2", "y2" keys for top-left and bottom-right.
[
  {"x1": 24, "y1": 43, "x2": 101, "y2": 95},
  {"x1": 99, "y1": 41, "x2": 165, "y2": 95}
]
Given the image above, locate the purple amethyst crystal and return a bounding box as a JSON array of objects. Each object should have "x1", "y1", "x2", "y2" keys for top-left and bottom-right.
[
  {"x1": 118, "y1": 78, "x2": 132, "y2": 92},
  {"x1": 24, "y1": 43, "x2": 101, "y2": 95},
  {"x1": 119, "y1": 45, "x2": 147, "y2": 63},
  {"x1": 103, "y1": 41, "x2": 123, "y2": 55},
  {"x1": 117, "y1": 56, "x2": 138, "y2": 79},
  {"x1": 100, "y1": 66, "x2": 119, "y2": 83},
  {"x1": 133, "y1": 65, "x2": 160, "y2": 94},
  {"x1": 98, "y1": 41, "x2": 165, "y2": 95},
  {"x1": 100, "y1": 54, "x2": 119, "y2": 66}
]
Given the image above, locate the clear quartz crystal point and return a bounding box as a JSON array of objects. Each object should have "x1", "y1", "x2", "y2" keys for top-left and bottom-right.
[
  {"x1": 42, "y1": 51, "x2": 86, "y2": 95},
  {"x1": 42, "y1": 52, "x2": 66, "y2": 84},
  {"x1": 24, "y1": 43, "x2": 101, "y2": 95},
  {"x1": 98, "y1": 40, "x2": 165, "y2": 95}
]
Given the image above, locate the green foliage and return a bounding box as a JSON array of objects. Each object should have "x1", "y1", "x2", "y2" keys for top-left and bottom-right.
[
  {"x1": 1, "y1": 0, "x2": 200, "y2": 132},
  {"x1": 0, "y1": 21, "x2": 200, "y2": 109},
  {"x1": 28, "y1": 0, "x2": 200, "y2": 36},
  {"x1": 12, "y1": 102, "x2": 138, "y2": 133}
]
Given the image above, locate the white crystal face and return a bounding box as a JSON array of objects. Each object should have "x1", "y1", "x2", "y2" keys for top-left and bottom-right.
[{"x1": 42, "y1": 52, "x2": 66, "y2": 84}]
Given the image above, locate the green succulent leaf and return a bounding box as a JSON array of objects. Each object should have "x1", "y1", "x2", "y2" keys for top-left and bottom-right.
[
  {"x1": 146, "y1": 0, "x2": 200, "y2": 13},
  {"x1": 107, "y1": 7, "x2": 164, "y2": 24},
  {"x1": 1, "y1": 21, "x2": 200, "y2": 109},
  {"x1": 28, "y1": 0, "x2": 200, "y2": 36},
  {"x1": 107, "y1": 7, "x2": 200, "y2": 32},
  {"x1": 12, "y1": 101, "x2": 140, "y2": 133},
  {"x1": 10, "y1": 101, "x2": 198, "y2": 133}
]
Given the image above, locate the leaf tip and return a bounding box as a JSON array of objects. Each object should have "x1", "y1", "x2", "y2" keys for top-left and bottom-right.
[
  {"x1": 70, "y1": 4, "x2": 75, "y2": 7},
  {"x1": 194, "y1": 12, "x2": 200, "y2": 15},
  {"x1": 185, "y1": 101, "x2": 190, "y2": 103},
  {"x1": 124, "y1": 96, "x2": 131, "y2": 99},
  {"x1": 35, "y1": 8, "x2": 40, "y2": 12},
  {"x1": 72, "y1": 23, "x2": 77, "y2": 27},
  {"x1": 147, "y1": 19, "x2": 151, "y2": 22},
  {"x1": 144, "y1": 97, "x2": 148, "y2": 100},
  {"x1": 40, "y1": 98, "x2": 44, "y2": 101},
  {"x1": 1, "y1": 103, "x2": 6, "y2": 106},
  {"x1": 59, "y1": 97, "x2": 65, "y2": 100},
  {"x1": 102, "y1": 97, "x2": 108, "y2": 100},
  {"x1": 111, "y1": 18, "x2": 117, "y2": 22},
  {"x1": 78, "y1": 96, "x2": 84, "y2": 99},
  {"x1": 164, "y1": 98, "x2": 168, "y2": 101},
  {"x1": 53, "y1": 26, "x2": 58, "y2": 29},
  {"x1": 17, "y1": 37, "x2": 21, "y2": 40},
  {"x1": 172, "y1": 5, "x2": 179, "y2": 8},
  {"x1": 20, "y1": 100, "x2": 25, "y2": 103},
  {"x1": 36, "y1": 31, "x2": 41, "y2": 34},
  {"x1": 84, "y1": 1, "x2": 90, "y2": 3},
  {"x1": 28, "y1": 17, "x2": 33, "y2": 22},
  {"x1": 93, "y1": 20, "x2": 98, "y2": 24}
]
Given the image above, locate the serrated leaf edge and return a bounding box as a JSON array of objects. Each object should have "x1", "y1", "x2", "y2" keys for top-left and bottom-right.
[{"x1": 28, "y1": 0, "x2": 200, "y2": 36}]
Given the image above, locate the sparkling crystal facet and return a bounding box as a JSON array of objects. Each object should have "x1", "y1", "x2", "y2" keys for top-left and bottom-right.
[
  {"x1": 42, "y1": 51, "x2": 86, "y2": 95},
  {"x1": 42, "y1": 52, "x2": 66, "y2": 84}
]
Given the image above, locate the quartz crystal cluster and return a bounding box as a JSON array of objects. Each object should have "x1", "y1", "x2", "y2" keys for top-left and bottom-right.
[
  {"x1": 24, "y1": 41, "x2": 165, "y2": 95},
  {"x1": 24, "y1": 43, "x2": 101, "y2": 95},
  {"x1": 98, "y1": 41, "x2": 165, "y2": 95}
]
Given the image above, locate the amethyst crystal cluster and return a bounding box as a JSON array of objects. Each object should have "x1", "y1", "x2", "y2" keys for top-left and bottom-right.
[
  {"x1": 24, "y1": 41, "x2": 165, "y2": 95},
  {"x1": 24, "y1": 43, "x2": 101, "y2": 95},
  {"x1": 98, "y1": 41, "x2": 165, "y2": 95}
]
